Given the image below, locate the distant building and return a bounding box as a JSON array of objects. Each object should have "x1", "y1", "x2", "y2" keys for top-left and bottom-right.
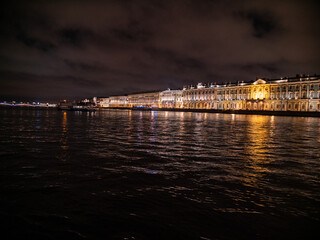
[
  {"x1": 160, "y1": 89, "x2": 183, "y2": 108},
  {"x1": 97, "y1": 97, "x2": 110, "y2": 108},
  {"x1": 109, "y1": 95, "x2": 128, "y2": 108},
  {"x1": 128, "y1": 91, "x2": 161, "y2": 108},
  {"x1": 81, "y1": 97, "x2": 97, "y2": 106},
  {"x1": 46, "y1": 103, "x2": 57, "y2": 108},
  {"x1": 58, "y1": 100, "x2": 74, "y2": 110}
]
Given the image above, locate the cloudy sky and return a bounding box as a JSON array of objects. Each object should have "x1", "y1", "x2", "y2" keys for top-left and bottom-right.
[{"x1": 1, "y1": 0, "x2": 319, "y2": 101}]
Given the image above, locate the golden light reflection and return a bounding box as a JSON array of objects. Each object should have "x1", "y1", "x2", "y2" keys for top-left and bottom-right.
[
  {"x1": 242, "y1": 115, "x2": 271, "y2": 187},
  {"x1": 194, "y1": 114, "x2": 204, "y2": 140},
  {"x1": 127, "y1": 110, "x2": 132, "y2": 129},
  {"x1": 126, "y1": 110, "x2": 133, "y2": 143},
  {"x1": 56, "y1": 111, "x2": 69, "y2": 161},
  {"x1": 62, "y1": 112, "x2": 67, "y2": 132},
  {"x1": 149, "y1": 111, "x2": 158, "y2": 142},
  {"x1": 318, "y1": 127, "x2": 320, "y2": 144},
  {"x1": 128, "y1": 109, "x2": 132, "y2": 119},
  {"x1": 318, "y1": 120, "x2": 320, "y2": 144},
  {"x1": 179, "y1": 112, "x2": 185, "y2": 134},
  {"x1": 60, "y1": 112, "x2": 68, "y2": 151},
  {"x1": 270, "y1": 115, "x2": 274, "y2": 122},
  {"x1": 204, "y1": 113, "x2": 208, "y2": 121},
  {"x1": 231, "y1": 113, "x2": 235, "y2": 123},
  {"x1": 137, "y1": 111, "x2": 143, "y2": 146}
]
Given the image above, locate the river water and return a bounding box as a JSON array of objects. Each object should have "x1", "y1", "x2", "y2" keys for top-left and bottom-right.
[{"x1": 0, "y1": 108, "x2": 319, "y2": 239}]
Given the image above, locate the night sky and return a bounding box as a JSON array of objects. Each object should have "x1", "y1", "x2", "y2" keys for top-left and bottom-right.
[{"x1": 1, "y1": 0, "x2": 319, "y2": 101}]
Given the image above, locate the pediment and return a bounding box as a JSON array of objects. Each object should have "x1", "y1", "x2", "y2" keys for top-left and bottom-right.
[{"x1": 253, "y1": 79, "x2": 267, "y2": 85}]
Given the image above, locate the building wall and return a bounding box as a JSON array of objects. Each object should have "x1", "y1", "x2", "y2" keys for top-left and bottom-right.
[
  {"x1": 109, "y1": 96, "x2": 128, "y2": 108},
  {"x1": 98, "y1": 76, "x2": 320, "y2": 112},
  {"x1": 128, "y1": 92, "x2": 161, "y2": 108},
  {"x1": 97, "y1": 97, "x2": 110, "y2": 108},
  {"x1": 160, "y1": 89, "x2": 183, "y2": 108},
  {"x1": 181, "y1": 77, "x2": 320, "y2": 112}
]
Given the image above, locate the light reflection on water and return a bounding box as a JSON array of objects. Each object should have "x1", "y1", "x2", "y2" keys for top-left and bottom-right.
[
  {"x1": 0, "y1": 108, "x2": 319, "y2": 239},
  {"x1": 243, "y1": 115, "x2": 271, "y2": 187}
]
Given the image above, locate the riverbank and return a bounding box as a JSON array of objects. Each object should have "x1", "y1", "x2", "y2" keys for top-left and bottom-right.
[
  {"x1": 105, "y1": 107, "x2": 320, "y2": 117},
  {"x1": 2, "y1": 105, "x2": 319, "y2": 117},
  {"x1": 0, "y1": 105, "x2": 57, "y2": 109}
]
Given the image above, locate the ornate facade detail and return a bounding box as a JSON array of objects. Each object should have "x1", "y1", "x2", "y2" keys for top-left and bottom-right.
[
  {"x1": 127, "y1": 92, "x2": 161, "y2": 108},
  {"x1": 160, "y1": 89, "x2": 183, "y2": 108},
  {"x1": 98, "y1": 75, "x2": 320, "y2": 112}
]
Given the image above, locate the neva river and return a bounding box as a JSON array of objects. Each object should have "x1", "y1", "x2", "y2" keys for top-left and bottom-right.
[{"x1": 1, "y1": 108, "x2": 319, "y2": 239}]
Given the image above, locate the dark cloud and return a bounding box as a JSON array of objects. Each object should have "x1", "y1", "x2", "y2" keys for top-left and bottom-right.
[
  {"x1": 143, "y1": 47, "x2": 206, "y2": 73},
  {"x1": 64, "y1": 59, "x2": 105, "y2": 72},
  {"x1": 236, "y1": 10, "x2": 279, "y2": 38},
  {"x1": 249, "y1": 12, "x2": 277, "y2": 38},
  {"x1": 241, "y1": 63, "x2": 279, "y2": 74},
  {"x1": 16, "y1": 31, "x2": 56, "y2": 52},
  {"x1": 59, "y1": 29, "x2": 84, "y2": 46},
  {"x1": 110, "y1": 20, "x2": 152, "y2": 42},
  {"x1": 0, "y1": 0, "x2": 319, "y2": 101}
]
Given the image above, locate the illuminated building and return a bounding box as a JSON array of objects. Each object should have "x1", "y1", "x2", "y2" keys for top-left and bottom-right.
[
  {"x1": 182, "y1": 75, "x2": 320, "y2": 112},
  {"x1": 160, "y1": 89, "x2": 183, "y2": 108},
  {"x1": 58, "y1": 100, "x2": 74, "y2": 110},
  {"x1": 97, "y1": 74, "x2": 320, "y2": 112},
  {"x1": 127, "y1": 91, "x2": 161, "y2": 108},
  {"x1": 183, "y1": 82, "x2": 216, "y2": 109},
  {"x1": 97, "y1": 97, "x2": 110, "y2": 108},
  {"x1": 109, "y1": 95, "x2": 128, "y2": 108}
]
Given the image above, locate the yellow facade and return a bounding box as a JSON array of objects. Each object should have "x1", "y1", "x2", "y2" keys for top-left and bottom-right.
[
  {"x1": 109, "y1": 95, "x2": 128, "y2": 108},
  {"x1": 160, "y1": 89, "x2": 183, "y2": 108},
  {"x1": 98, "y1": 75, "x2": 320, "y2": 112},
  {"x1": 182, "y1": 76, "x2": 320, "y2": 112},
  {"x1": 127, "y1": 92, "x2": 161, "y2": 108}
]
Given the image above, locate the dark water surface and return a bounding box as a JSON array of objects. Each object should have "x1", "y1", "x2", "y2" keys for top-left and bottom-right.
[{"x1": 1, "y1": 108, "x2": 319, "y2": 239}]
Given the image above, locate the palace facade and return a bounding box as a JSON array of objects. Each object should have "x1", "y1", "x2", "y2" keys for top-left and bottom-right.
[
  {"x1": 127, "y1": 91, "x2": 161, "y2": 108},
  {"x1": 109, "y1": 95, "x2": 128, "y2": 108},
  {"x1": 97, "y1": 75, "x2": 320, "y2": 112},
  {"x1": 160, "y1": 89, "x2": 183, "y2": 108}
]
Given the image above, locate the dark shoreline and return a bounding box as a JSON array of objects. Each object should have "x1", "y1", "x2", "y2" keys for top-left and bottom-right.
[
  {"x1": 107, "y1": 107, "x2": 320, "y2": 117},
  {"x1": 2, "y1": 105, "x2": 320, "y2": 117},
  {"x1": 0, "y1": 105, "x2": 56, "y2": 110}
]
